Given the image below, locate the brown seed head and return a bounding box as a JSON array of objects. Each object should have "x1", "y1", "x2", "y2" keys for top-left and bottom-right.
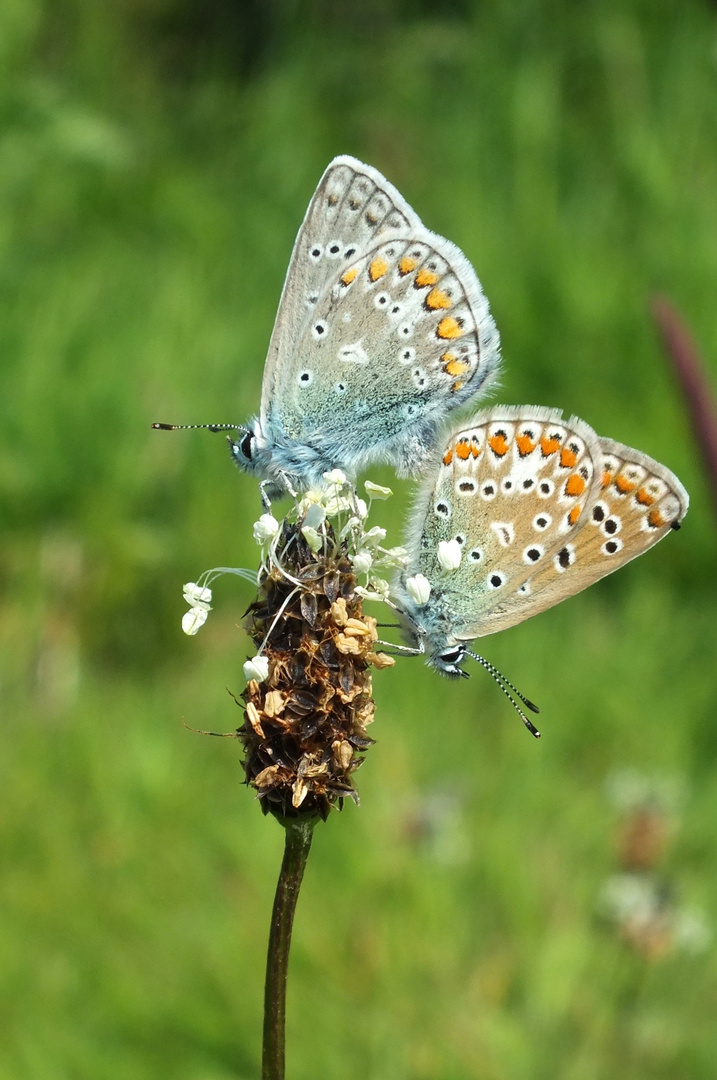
[{"x1": 239, "y1": 519, "x2": 393, "y2": 821}]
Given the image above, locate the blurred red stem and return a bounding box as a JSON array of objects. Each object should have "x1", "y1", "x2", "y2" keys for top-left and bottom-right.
[{"x1": 651, "y1": 295, "x2": 717, "y2": 515}]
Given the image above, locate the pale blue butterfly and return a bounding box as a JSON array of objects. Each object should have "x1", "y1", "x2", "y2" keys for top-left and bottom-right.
[
  {"x1": 392, "y1": 405, "x2": 689, "y2": 734},
  {"x1": 221, "y1": 156, "x2": 500, "y2": 495}
]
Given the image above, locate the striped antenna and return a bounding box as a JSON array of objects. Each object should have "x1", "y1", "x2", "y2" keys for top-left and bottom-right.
[
  {"x1": 152, "y1": 422, "x2": 243, "y2": 432},
  {"x1": 466, "y1": 650, "x2": 541, "y2": 738}
]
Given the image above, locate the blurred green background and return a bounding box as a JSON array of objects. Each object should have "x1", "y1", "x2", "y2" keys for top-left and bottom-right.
[{"x1": 2, "y1": 1, "x2": 717, "y2": 1077}]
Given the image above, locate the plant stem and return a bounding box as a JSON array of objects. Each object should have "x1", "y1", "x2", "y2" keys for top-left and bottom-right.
[{"x1": 262, "y1": 816, "x2": 316, "y2": 1080}]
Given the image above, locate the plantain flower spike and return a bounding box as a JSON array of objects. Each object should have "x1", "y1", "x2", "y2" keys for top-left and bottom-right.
[{"x1": 237, "y1": 476, "x2": 397, "y2": 821}]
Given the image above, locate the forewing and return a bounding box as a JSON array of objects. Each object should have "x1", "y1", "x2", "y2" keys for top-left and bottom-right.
[
  {"x1": 408, "y1": 407, "x2": 604, "y2": 639},
  {"x1": 260, "y1": 157, "x2": 421, "y2": 420}
]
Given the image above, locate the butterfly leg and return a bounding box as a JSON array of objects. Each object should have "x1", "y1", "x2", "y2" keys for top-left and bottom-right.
[
  {"x1": 279, "y1": 472, "x2": 298, "y2": 500},
  {"x1": 259, "y1": 481, "x2": 273, "y2": 513},
  {"x1": 374, "y1": 640, "x2": 424, "y2": 656}
]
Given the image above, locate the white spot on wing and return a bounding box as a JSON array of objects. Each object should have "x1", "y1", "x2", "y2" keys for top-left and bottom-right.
[
  {"x1": 338, "y1": 342, "x2": 369, "y2": 364},
  {"x1": 490, "y1": 521, "x2": 515, "y2": 547}
]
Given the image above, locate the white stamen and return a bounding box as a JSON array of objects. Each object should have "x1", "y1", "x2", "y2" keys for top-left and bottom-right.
[
  {"x1": 243, "y1": 655, "x2": 270, "y2": 682},
  {"x1": 364, "y1": 481, "x2": 393, "y2": 500},
  {"x1": 361, "y1": 526, "x2": 387, "y2": 547},
  {"x1": 301, "y1": 525, "x2": 323, "y2": 552},
  {"x1": 382, "y1": 546, "x2": 410, "y2": 568},
  {"x1": 405, "y1": 573, "x2": 431, "y2": 606},
  {"x1": 351, "y1": 549, "x2": 373, "y2": 573},
  {"x1": 302, "y1": 502, "x2": 326, "y2": 530},
  {"x1": 253, "y1": 514, "x2": 280, "y2": 544},
  {"x1": 438, "y1": 539, "x2": 462, "y2": 571},
  {"x1": 182, "y1": 607, "x2": 209, "y2": 635},
  {"x1": 322, "y1": 468, "x2": 347, "y2": 486},
  {"x1": 182, "y1": 582, "x2": 212, "y2": 606},
  {"x1": 367, "y1": 575, "x2": 391, "y2": 599}
]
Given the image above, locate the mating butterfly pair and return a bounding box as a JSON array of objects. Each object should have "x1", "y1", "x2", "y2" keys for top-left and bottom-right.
[{"x1": 161, "y1": 156, "x2": 688, "y2": 693}]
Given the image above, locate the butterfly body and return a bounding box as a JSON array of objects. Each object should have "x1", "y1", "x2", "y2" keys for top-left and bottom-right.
[
  {"x1": 231, "y1": 156, "x2": 500, "y2": 493},
  {"x1": 394, "y1": 406, "x2": 689, "y2": 675}
]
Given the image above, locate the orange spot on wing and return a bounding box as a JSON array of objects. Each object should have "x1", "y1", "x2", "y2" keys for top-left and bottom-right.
[
  {"x1": 455, "y1": 441, "x2": 471, "y2": 460},
  {"x1": 471, "y1": 442, "x2": 481, "y2": 458},
  {"x1": 440, "y1": 352, "x2": 456, "y2": 364},
  {"x1": 443, "y1": 448, "x2": 453, "y2": 466},
  {"x1": 369, "y1": 257, "x2": 388, "y2": 282},
  {"x1": 636, "y1": 487, "x2": 655, "y2": 506},
  {"x1": 451, "y1": 381, "x2": 465, "y2": 392},
  {"x1": 601, "y1": 470, "x2": 613, "y2": 488},
  {"x1": 436, "y1": 316, "x2": 462, "y2": 339},
  {"x1": 568, "y1": 505, "x2": 581, "y2": 525},
  {"x1": 340, "y1": 268, "x2": 358, "y2": 286},
  {"x1": 488, "y1": 433, "x2": 510, "y2": 456},
  {"x1": 615, "y1": 474, "x2": 636, "y2": 494},
  {"x1": 415, "y1": 268, "x2": 439, "y2": 287},
  {"x1": 516, "y1": 433, "x2": 536, "y2": 456},
  {"x1": 398, "y1": 256, "x2": 417, "y2": 275},
  {"x1": 560, "y1": 446, "x2": 578, "y2": 468},
  {"x1": 540, "y1": 436, "x2": 560, "y2": 456},
  {"x1": 425, "y1": 287, "x2": 452, "y2": 310},
  {"x1": 445, "y1": 359, "x2": 469, "y2": 376},
  {"x1": 648, "y1": 507, "x2": 666, "y2": 528},
  {"x1": 564, "y1": 474, "x2": 586, "y2": 497}
]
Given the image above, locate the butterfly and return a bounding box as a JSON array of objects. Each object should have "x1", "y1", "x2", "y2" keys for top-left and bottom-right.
[
  {"x1": 227, "y1": 155, "x2": 500, "y2": 496},
  {"x1": 392, "y1": 405, "x2": 688, "y2": 731}
]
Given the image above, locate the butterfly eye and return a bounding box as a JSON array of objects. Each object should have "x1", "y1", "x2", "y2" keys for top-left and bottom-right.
[{"x1": 238, "y1": 431, "x2": 254, "y2": 461}]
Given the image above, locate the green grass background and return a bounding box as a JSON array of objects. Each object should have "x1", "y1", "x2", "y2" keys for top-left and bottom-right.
[{"x1": 2, "y1": 1, "x2": 717, "y2": 1076}]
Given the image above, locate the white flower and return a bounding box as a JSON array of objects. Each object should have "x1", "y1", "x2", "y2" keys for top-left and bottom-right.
[
  {"x1": 354, "y1": 497, "x2": 369, "y2": 520},
  {"x1": 355, "y1": 583, "x2": 389, "y2": 602},
  {"x1": 243, "y1": 655, "x2": 270, "y2": 682},
  {"x1": 405, "y1": 573, "x2": 431, "y2": 606},
  {"x1": 322, "y1": 468, "x2": 347, "y2": 487},
  {"x1": 382, "y1": 546, "x2": 410, "y2": 568},
  {"x1": 302, "y1": 502, "x2": 326, "y2": 530},
  {"x1": 367, "y1": 575, "x2": 391, "y2": 599},
  {"x1": 183, "y1": 582, "x2": 212, "y2": 606},
  {"x1": 182, "y1": 607, "x2": 209, "y2": 635},
  {"x1": 360, "y1": 526, "x2": 387, "y2": 547},
  {"x1": 364, "y1": 480, "x2": 393, "y2": 500},
  {"x1": 299, "y1": 489, "x2": 324, "y2": 510},
  {"x1": 253, "y1": 514, "x2": 280, "y2": 544},
  {"x1": 438, "y1": 538, "x2": 462, "y2": 571},
  {"x1": 182, "y1": 581, "x2": 212, "y2": 633},
  {"x1": 339, "y1": 515, "x2": 363, "y2": 539},
  {"x1": 301, "y1": 525, "x2": 323, "y2": 552},
  {"x1": 351, "y1": 549, "x2": 373, "y2": 574},
  {"x1": 323, "y1": 492, "x2": 354, "y2": 516}
]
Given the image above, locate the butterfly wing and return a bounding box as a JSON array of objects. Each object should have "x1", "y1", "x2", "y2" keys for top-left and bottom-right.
[
  {"x1": 402, "y1": 406, "x2": 687, "y2": 642},
  {"x1": 260, "y1": 156, "x2": 500, "y2": 476},
  {"x1": 477, "y1": 434, "x2": 689, "y2": 634}
]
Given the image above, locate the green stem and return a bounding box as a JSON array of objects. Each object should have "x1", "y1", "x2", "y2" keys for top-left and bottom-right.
[{"x1": 262, "y1": 816, "x2": 316, "y2": 1080}]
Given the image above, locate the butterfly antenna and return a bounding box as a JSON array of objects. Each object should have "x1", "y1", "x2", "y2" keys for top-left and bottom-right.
[
  {"x1": 152, "y1": 422, "x2": 243, "y2": 433},
  {"x1": 466, "y1": 650, "x2": 541, "y2": 739}
]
